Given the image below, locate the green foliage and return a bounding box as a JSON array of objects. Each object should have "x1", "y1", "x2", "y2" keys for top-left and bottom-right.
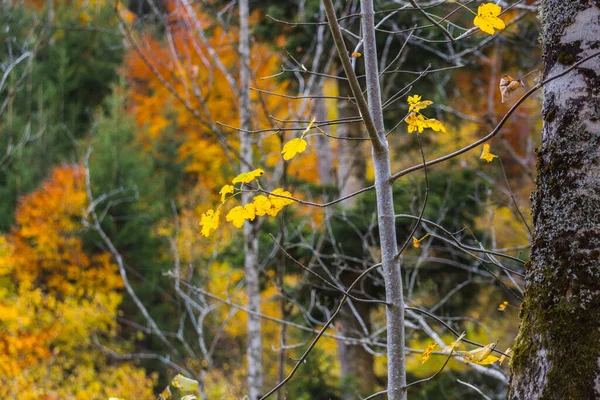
[{"x1": 0, "y1": 5, "x2": 123, "y2": 230}]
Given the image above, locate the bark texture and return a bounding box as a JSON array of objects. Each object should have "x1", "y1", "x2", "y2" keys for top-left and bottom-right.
[
  {"x1": 239, "y1": 0, "x2": 262, "y2": 397},
  {"x1": 509, "y1": 2, "x2": 600, "y2": 399},
  {"x1": 359, "y1": 1, "x2": 407, "y2": 398}
]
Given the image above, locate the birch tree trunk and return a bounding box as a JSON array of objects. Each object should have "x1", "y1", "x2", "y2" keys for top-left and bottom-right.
[
  {"x1": 325, "y1": 1, "x2": 407, "y2": 398},
  {"x1": 239, "y1": 1, "x2": 262, "y2": 397},
  {"x1": 509, "y1": 2, "x2": 600, "y2": 399}
]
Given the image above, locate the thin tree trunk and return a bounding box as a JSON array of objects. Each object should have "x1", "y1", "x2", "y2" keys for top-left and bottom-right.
[
  {"x1": 315, "y1": 88, "x2": 335, "y2": 186},
  {"x1": 509, "y1": 2, "x2": 600, "y2": 399},
  {"x1": 239, "y1": 1, "x2": 262, "y2": 398},
  {"x1": 361, "y1": 1, "x2": 406, "y2": 395},
  {"x1": 337, "y1": 81, "x2": 366, "y2": 206},
  {"x1": 324, "y1": 1, "x2": 407, "y2": 398},
  {"x1": 335, "y1": 75, "x2": 375, "y2": 399}
]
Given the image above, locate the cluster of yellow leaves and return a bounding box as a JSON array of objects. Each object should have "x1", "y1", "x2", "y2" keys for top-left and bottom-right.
[
  {"x1": 474, "y1": 3, "x2": 506, "y2": 35},
  {"x1": 200, "y1": 168, "x2": 295, "y2": 237},
  {"x1": 405, "y1": 95, "x2": 446, "y2": 134},
  {"x1": 421, "y1": 333, "x2": 512, "y2": 366},
  {"x1": 498, "y1": 301, "x2": 509, "y2": 311}
]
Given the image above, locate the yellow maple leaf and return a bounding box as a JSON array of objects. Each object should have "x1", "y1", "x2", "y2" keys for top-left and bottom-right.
[
  {"x1": 252, "y1": 195, "x2": 272, "y2": 216},
  {"x1": 474, "y1": 3, "x2": 505, "y2": 35},
  {"x1": 199, "y1": 209, "x2": 220, "y2": 237},
  {"x1": 408, "y1": 94, "x2": 433, "y2": 113},
  {"x1": 421, "y1": 342, "x2": 437, "y2": 364},
  {"x1": 441, "y1": 332, "x2": 465, "y2": 353},
  {"x1": 282, "y1": 137, "x2": 308, "y2": 161},
  {"x1": 226, "y1": 206, "x2": 246, "y2": 228},
  {"x1": 463, "y1": 343, "x2": 498, "y2": 364},
  {"x1": 232, "y1": 168, "x2": 265, "y2": 184},
  {"x1": 219, "y1": 185, "x2": 234, "y2": 202},
  {"x1": 497, "y1": 301, "x2": 508, "y2": 311},
  {"x1": 480, "y1": 143, "x2": 498, "y2": 162}
]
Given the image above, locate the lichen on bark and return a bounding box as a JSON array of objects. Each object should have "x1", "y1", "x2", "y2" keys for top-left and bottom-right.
[{"x1": 509, "y1": 2, "x2": 600, "y2": 399}]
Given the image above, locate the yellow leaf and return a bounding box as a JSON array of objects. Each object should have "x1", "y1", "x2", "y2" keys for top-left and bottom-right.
[
  {"x1": 171, "y1": 374, "x2": 200, "y2": 392},
  {"x1": 480, "y1": 143, "x2": 498, "y2": 162},
  {"x1": 232, "y1": 168, "x2": 265, "y2": 184},
  {"x1": 424, "y1": 118, "x2": 446, "y2": 133},
  {"x1": 351, "y1": 52, "x2": 362, "y2": 58},
  {"x1": 269, "y1": 188, "x2": 295, "y2": 207},
  {"x1": 267, "y1": 188, "x2": 295, "y2": 216},
  {"x1": 282, "y1": 137, "x2": 308, "y2": 161},
  {"x1": 441, "y1": 332, "x2": 465, "y2": 353},
  {"x1": 405, "y1": 112, "x2": 427, "y2": 133},
  {"x1": 421, "y1": 342, "x2": 437, "y2": 364},
  {"x1": 463, "y1": 343, "x2": 497, "y2": 364},
  {"x1": 199, "y1": 209, "x2": 220, "y2": 237},
  {"x1": 499, "y1": 75, "x2": 523, "y2": 103},
  {"x1": 499, "y1": 347, "x2": 512, "y2": 365},
  {"x1": 474, "y1": 3, "x2": 505, "y2": 35},
  {"x1": 497, "y1": 301, "x2": 508, "y2": 311},
  {"x1": 408, "y1": 94, "x2": 433, "y2": 113},
  {"x1": 243, "y1": 203, "x2": 256, "y2": 221},
  {"x1": 252, "y1": 195, "x2": 272, "y2": 216},
  {"x1": 413, "y1": 237, "x2": 420, "y2": 248},
  {"x1": 219, "y1": 185, "x2": 234, "y2": 202},
  {"x1": 226, "y1": 206, "x2": 246, "y2": 228}
]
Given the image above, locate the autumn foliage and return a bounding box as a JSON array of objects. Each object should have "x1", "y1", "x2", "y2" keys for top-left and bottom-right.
[{"x1": 0, "y1": 166, "x2": 154, "y2": 399}]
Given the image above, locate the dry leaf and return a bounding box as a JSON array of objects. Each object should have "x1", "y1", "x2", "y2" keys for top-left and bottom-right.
[
  {"x1": 441, "y1": 332, "x2": 465, "y2": 353},
  {"x1": 499, "y1": 75, "x2": 523, "y2": 103}
]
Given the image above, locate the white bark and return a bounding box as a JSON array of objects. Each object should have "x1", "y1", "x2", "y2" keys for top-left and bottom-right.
[
  {"x1": 239, "y1": 1, "x2": 262, "y2": 398},
  {"x1": 509, "y1": 2, "x2": 600, "y2": 399},
  {"x1": 324, "y1": 1, "x2": 407, "y2": 398}
]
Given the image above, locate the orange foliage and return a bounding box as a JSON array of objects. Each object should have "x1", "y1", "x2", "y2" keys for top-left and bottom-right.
[
  {"x1": 124, "y1": 5, "x2": 300, "y2": 200},
  {"x1": 0, "y1": 165, "x2": 153, "y2": 399}
]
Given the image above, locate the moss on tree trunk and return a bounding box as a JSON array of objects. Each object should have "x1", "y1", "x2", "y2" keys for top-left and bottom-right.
[{"x1": 509, "y1": 1, "x2": 600, "y2": 399}]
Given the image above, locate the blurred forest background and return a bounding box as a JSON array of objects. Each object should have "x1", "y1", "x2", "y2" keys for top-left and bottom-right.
[{"x1": 0, "y1": 0, "x2": 540, "y2": 398}]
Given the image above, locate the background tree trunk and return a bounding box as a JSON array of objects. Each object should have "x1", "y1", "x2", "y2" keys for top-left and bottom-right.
[
  {"x1": 239, "y1": 0, "x2": 262, "y2": 398},
  {"x1": 334, "y1": 79, "x2": 376, "y2": 398},
  {"x1": 509, "y1": 2, "x2": 600, "y2": 399},
  {"x1": 336, "y1": 81, "x2": 366, "y2": 207}
]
